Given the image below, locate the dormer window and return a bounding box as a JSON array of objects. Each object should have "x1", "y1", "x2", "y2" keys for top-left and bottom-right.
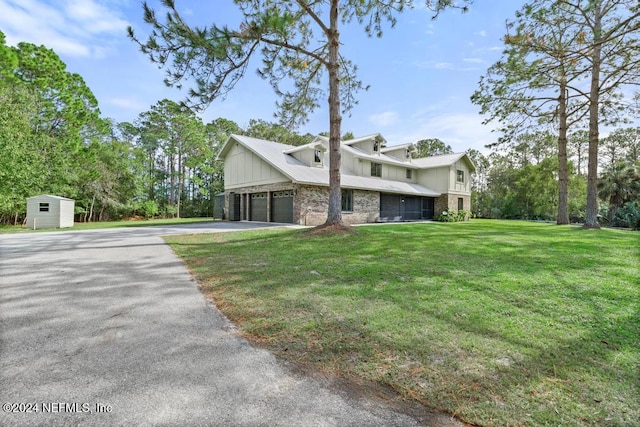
[
  {"x1": 314, "y1": 149, "x2": 322, "y2": 163},
  {"x1": 405, "y1": 149, "x2": 411, "y2": 159},
  {"x1": 373, "y1": 141, "x2": 379, "y2": 152}
]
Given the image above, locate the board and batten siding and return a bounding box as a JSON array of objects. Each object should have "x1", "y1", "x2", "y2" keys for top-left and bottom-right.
[
  {"x1": 449, "y1": 160, "x2": 472, "y2": 193},
  {"x1": 224, "y1": 143, "x2": 289, "y2": 189},
  {"x1": 25, "y1": 195, "x2": 74, "y2": 229},
  {"x1": 385, "y1": 164, "x2": 415, "y2": 182},
  {"x1": 416, "y1": 167, "x2": 450, "y2": 193}
]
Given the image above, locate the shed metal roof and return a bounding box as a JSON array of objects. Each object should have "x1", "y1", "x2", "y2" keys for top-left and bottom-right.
[{"x1": 26, "y1": 195, "x2": 74, "y2": 201}]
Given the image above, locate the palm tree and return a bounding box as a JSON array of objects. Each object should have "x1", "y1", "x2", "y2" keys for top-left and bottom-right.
[{"x1": 598, "y1": 161, "x2": 640, "y2": 220}]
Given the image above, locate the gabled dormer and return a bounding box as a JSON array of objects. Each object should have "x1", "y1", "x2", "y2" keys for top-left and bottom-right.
[
  {"x1": 343, "y1": 133, "x2": 386, "y2": 155},
  {"x1": 283, "y1": 141, "x2": 327, "y2": 167},
  {"x1": 380, "y1": 143, "x2": 416, "y2": 162}
]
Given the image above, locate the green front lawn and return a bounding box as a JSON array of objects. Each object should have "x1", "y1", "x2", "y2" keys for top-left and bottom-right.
[{"x1": 166, "y1": 220, "x2": 639, "y2": 426}]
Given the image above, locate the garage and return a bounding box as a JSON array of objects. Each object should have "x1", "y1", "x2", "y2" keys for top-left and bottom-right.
[
  {"x1": 271, "y1": 190, "x2": 294, "y2": 223},
  {"x1": 250, "y1": 192, "x2": 268, "y2": 222}
]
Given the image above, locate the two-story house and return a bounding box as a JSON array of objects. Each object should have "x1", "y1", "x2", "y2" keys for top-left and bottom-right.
[{"x1": 216, "y1": 133, "x2": 475, "y2": 225}]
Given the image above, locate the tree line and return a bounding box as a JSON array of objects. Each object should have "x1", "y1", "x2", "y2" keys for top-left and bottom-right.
[
  {"x1": 0, "y1": 31, "x2": 315, "y2": 225},
  {"x1": 468, "y1": 130, "x2": 640, "y2": 229},
  {"x1": 472, "y1": 0, "x2": 640, "y2": 228},
  {"x1": 2, "y1": 0, "x2": 639, "y2": 230}
]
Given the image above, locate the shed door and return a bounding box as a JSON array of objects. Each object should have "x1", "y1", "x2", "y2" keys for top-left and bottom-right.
[
  {"x1": 271, "y1": 190, "x2": 294, "y2": 223},
  {"x1": 213, "y1": 194, "x2": 225, "y2": 219},
  {"x1": 250, "y1": 193, "x2": 268, "y2": 222}
]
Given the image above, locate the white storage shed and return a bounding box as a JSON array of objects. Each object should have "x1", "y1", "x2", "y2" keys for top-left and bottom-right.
[{"x1": 25, "y1": 195, "x2": 75, "y2": 229}]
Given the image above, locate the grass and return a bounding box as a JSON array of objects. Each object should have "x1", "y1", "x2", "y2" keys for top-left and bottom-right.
[
  {"x1": 165, "y1": 220, "x2": 639, "y2": 426},
  {"x1": 0, "y1": 217, "x2": 215, "y2": 234}
]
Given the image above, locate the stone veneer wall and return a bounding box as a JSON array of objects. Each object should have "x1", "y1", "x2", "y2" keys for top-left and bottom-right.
[
  {"x1": 435, "y1": 193, "x2": 472, "y2": 216},
  {"x1": 227, "y1": 183, "x2": 405, "y2": 225},
  {"x1": 296, "y1": 185, "x2": 380, "y2": 226}
]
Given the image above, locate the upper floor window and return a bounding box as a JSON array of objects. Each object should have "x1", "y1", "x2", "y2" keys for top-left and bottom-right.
[
  {"x1": 406, "y1": 169, "x2": 412, "y2": 179},
  {"x1": 373, "y1": 141, "x2": 379, "y2": 152},
  {"x1": 314, "y1": 149, "x2": 322, "y2": 163},
  {"x1": 342, "y1": 189, "x2": 353, "y2": 212},
  {"x1": 371, "y1": 162, "x2": 382, "y2": 177},
  {"x1": 457, "y1": 169, "x2": 464, "y2": 183},
  {"x1": 39, "y1": 203, "x2": 50, "y2": 212}
]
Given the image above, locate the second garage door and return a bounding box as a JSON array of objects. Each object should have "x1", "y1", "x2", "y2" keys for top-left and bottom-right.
[
  {"x1": 271, "y1": 190, "x2": 294, "y2": 223},
  {"x1": 250, "y1": 193, "x2": 268, "y2": 222}
]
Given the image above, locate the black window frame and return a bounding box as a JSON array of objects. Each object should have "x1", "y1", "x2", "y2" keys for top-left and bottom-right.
[
  {"x1": 406, "y1": 169, "x2": 412, "y2": 179},
  {"x1": 457, "y1": 169, "x2": 465, "y2": 183},
  {"x1": 458, "y1": 197, "x2": 464, "y2": 210},
  {"x1": 371, "y1": 162, "x2": 382, "y2": 177},
  {"x1": 313, "y1": 149, "x2": 322, "y2": 163},
  {"x1": 341, "y1": 189, "x2": 353, "y2": 212},
  {"x1": 373, "y1": 141, "x2": 379, "y2": 152},
  {"x1": 39, "y1": 203, "x2": 50, "y2": 212}
]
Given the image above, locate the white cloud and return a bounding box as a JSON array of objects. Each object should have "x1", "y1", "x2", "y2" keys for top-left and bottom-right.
[
  {"x1": 476, "y1": 30, "x2": 487, "y2": 37},
  {"x1": 369, "y1": 111, "x2": 400, "y2": 127},
  {"x1": 463, "y1": 57, "x2": 484, "y2": 64},
  {"x1": 413, "y1": 60, "x2": 451, "y2": 69},
  {"x1": 425, "y1": 23, "x2": 435, "y2": 35},
  {"x1": 0, "y1": 0, "x2": 129, "y2": 58},
  {"x1": 381, "y1": 111, "x2": 499, "y2": 153},
  {"x1": 412, "y1": 60, "x2": 480, "y2": 72},
  {"x1": 108, "y1": 97, "x2": 148, "y2": 111}
]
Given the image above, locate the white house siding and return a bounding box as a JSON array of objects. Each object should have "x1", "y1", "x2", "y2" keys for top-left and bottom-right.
[
  {"x1": 385, "y1": 164, "x2": 415, "y2": 183},
  {"x1": 449, "y1": 160, "x2": 473, "y2": 193},
  {"x1": 417, "y1": 168, "x2": 450, "y2": 193},
  {"x1": 224, "y1": 143, "x2": 290, "y2": 188},
  {"x1": 292, "y1": 149, "x2": 324, "y2": 167},
  {"x1": 342, "y1": 150, "x2": 364, "y2": 176}
]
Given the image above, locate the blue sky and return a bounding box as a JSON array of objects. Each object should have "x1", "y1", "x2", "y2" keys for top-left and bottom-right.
[{"x1": 0, "y1": 0, "x2": 529, "y2": 152}]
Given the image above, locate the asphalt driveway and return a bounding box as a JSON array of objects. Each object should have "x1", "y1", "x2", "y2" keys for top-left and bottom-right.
[{"x1": 1, "y1": 222, "x2": 461, "y2": 426}]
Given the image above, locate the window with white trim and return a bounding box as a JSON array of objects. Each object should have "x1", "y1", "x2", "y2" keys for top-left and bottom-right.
[
  {"x1": 342, "y1": 189, "x2": 353, "y2": 212},
  {"x1": 371, "y1": 162, "x2": 382, "y2": 177}
]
